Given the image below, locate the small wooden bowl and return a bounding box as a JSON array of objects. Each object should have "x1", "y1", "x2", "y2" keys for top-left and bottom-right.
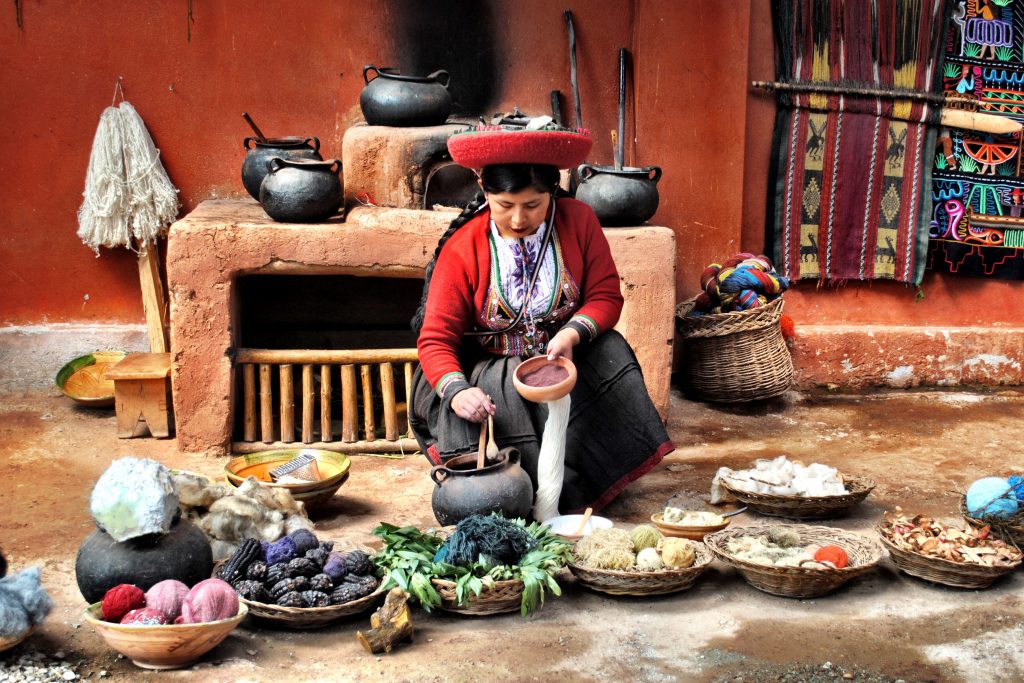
[
  {"x1": 651, "y1": 512, "x2": 729, "y2": 540},
  {"x1": 55, "y1": 351, "x2": 126, "y2": 406},
  {"x1": 83, "y1": 602, "x2": 248, "y2": 670},
  {"x1": 224, "y1": 450, "x2": 351, "y2": 510},
  {"x1": 513, "y1": 356, "x2": 577, "y2": 403}
]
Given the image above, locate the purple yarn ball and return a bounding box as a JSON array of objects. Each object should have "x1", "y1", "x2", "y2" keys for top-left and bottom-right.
[
  {"x1": 265, "y1": 536, "x2": 297, "y2": 565},
  {"x1": 288, "y1": 528, "x2": 319, "y2": 556}
]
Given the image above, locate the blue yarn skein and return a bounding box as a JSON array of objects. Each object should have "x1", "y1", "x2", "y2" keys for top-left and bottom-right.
[
  {"x1": 1009, "y1": 475, "x2": 1024, "y2": 502},
  {"x1": 966, "y1": 477, "x2": 1018, "y2": 519}
]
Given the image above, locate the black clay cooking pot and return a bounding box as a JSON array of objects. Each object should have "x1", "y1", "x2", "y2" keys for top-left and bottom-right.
[
  {"x1": 75, "y1": 518, "x2": 213, "y2": 603},
  {"x1": 259, "y1": 157, "x2": 343, "y2": 223},
  {"x1": 359, "y1": 65, "x2": 452, "y2": 127},
  {"x1": 241, "y1": 136, "x2": 321, "y2": 200},
  {"x1": 430, "y1": 447, "x2": 534, "y2": 526},
  {"x1": 574, "y1": 164, "x2": 663, "y2": 227}
]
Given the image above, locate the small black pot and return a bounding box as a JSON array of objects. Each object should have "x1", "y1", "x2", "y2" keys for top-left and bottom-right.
[
  {"x1": 259, "y1": 157, "x2": 343, "y2": 223},
  {"x1": 359, "y1": 65, "x2": 452, "y2": 127},
  {"x1": 241, "y1": 136, "x2": 322, "y2": 200},
  {"x1": 574, "y1": 164, "x2": 663, "y2": 227},
  {"x1": 75, "y1": 518, "x2": 213, "y2": 603}
]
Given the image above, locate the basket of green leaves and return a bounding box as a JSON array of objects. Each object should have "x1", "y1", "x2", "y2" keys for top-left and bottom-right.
[{"x1": 372, "y1": 515, "x2": 572, "y2": 616}]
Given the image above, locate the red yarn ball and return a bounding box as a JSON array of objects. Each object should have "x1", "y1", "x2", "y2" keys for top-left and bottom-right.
[
  {"x1": 101, "y1": 584, "x2": 146, "y2": 622},
  {"x1": 120, "y1": 608, "x2": 169, "y2": 626}
]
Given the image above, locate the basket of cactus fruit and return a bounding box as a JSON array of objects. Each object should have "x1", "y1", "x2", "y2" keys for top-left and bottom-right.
[
  {"x1": 215, "y1": 529, "x2": 383, "y2": 628},
  {"x1": 566, "y1": 524, "x2": 714, "y2": 596}
]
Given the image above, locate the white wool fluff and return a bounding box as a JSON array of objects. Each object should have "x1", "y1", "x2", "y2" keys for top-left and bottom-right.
[{"x1": 713, "y1": 455, "x2": 847, "y2": 498}]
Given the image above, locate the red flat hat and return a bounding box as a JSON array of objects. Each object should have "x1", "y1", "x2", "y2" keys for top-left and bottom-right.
[{"x1": 447, "y1": 126, "x2": 593, "y2": 170}]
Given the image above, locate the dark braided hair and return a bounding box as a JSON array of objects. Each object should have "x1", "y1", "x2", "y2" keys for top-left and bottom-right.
[{"x1": 411, "y1": 164, "x2": 561, "y2": 334}]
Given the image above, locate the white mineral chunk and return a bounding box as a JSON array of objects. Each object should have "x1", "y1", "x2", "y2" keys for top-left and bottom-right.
[{"x1": 89, "y1": 457, "x2": 180, "y2": 542}]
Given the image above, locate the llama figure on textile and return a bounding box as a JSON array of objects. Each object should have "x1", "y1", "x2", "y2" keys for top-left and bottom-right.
[
  {"x1": 875, "y1": 236, "x2": 897, "y2": 264},
  {"x1": 800, "y1": 233, "x2": 818, "y2": 263}
]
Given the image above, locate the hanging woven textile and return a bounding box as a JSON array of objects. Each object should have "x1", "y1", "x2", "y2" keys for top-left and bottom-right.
[
  {"x1": 929, "y1": 0, "x2": 1024, "y2": 279},
  {"x1": 767, "y1": 0, "x2": 953, "y2": 285}
]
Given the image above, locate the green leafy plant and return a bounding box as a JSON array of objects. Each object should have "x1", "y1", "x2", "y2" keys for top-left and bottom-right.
[
  {"x1": 944, "y1": 63, "x2": 962, "y2": 79},
  {"x1": 995, "y1": 46, "x2": 1015, "y2": 62},
  {"x1": 372, "y1": 518, "x2": 572, "y2": 616},
  {"x1": 934, "y1": 153, "x2": 949, "y2": 170},
  {"x1": 959, "y1": 156, "x2": 980, "y2": 174},
  {"x1": 963, "y1": 43, "x2": 983, "y2": 58}
]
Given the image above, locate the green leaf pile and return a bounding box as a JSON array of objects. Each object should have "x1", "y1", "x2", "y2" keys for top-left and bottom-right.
[{"x1": 372, "y1": 518, "x2": 572, "y2": 616}]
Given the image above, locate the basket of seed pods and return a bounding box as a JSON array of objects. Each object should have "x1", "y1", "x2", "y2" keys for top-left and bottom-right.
[
  {"x1": 876, "y1": 508, "x2": 1022, "y2": 589},
  {"x1": 215, "y1": 529, "x2": 383, "y2": 629}
]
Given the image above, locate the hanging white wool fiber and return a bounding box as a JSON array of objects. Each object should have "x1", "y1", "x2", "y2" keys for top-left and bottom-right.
[
  {"x1": 77, "y1": 102, "x2": 179, "y2": 254},
  {"x1": 532, "y1": 394, "x2": 571, "y2": 522}
]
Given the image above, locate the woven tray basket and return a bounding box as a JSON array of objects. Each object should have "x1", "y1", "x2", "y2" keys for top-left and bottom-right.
[
  {"x1": 675, "y1": 296, "x2": 792, "y2": 403},
  {"x1": 431, "y1": 577, "x2": 525, "y2": 616},
  {"x1": 213, "y1": 548, "x2": 384, "y2": 629},
  {"x1": 0, "y1": 627, "x2": 32, "y2": 653},
  {"x1": 876, "y1": 523, "x2": 1022, "y2": 590},
  {"x1": 568, "y1": 542, "x2": 713, "y2": 596},
  {"x1": 705, "y1": 524, "x2": 883, "y2": 599},
  {"x1": 959, "y1": 495, "x2": 1024, "y2": 549},
  {"x1": 719, "y1": 474, "x2": 876, "y2": 520}
]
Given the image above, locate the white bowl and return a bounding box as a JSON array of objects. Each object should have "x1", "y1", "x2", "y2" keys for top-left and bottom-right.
[{"x1": 546, "y1": 514, "x2": 613, "y2": 541}]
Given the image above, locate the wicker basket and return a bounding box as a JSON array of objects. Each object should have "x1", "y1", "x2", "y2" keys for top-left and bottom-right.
[
  {"x1": 705, "y1": 524, "x2": 883, "y2": 598},
  {"x1": 568, "y1": 542, "x2": 713, "y2": 596},
  {"x1": 959, "y1": 495, "x2": 1024, "y2": 549},
  {"x1": 675, "y1": 296, "x2": 792, "y2": 403},
  {"x1": 431, "y1": 577, "x2": 525, "y2": 616},
  {"x1": 719, "y1": 474, "x2": 876, "y2": 520},
  {"x1": 875, "y1": 523, "x2": 1022, "y2": 590},
  {"x1": 0, "y1": 627, "x2": 33, "y2": 653}
]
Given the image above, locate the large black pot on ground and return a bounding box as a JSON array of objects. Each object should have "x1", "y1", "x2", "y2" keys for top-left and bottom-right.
[
  {"x1": 360, "y1": 65, "x2": 452, "y2": 127},
  {"x1": 241, "y1": 136, "x2": 322, "y2": 200},
  {"x1": 259, "y1": 157, "x2": 343, "y2": 223},
  {"x1": 75, "y1": 518, "x2": 213, "y2": 603},
  {"x1": 430, "y1": 447, "x2": 534, "y2": 526},
  {"x1": 574, "y1": 164, "x2": 662, "y2": 227}
]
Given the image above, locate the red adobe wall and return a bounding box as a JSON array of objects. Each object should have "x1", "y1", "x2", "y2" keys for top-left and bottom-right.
[{"x1": 1, "y1": 1, "x2": 1020, "y2": 386}]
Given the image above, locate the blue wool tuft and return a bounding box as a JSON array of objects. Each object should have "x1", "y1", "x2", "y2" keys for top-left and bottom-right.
[
  {"x1": 1009, "y1": 475, "x2": 1024, "y2": 501},
  {"x1": 265, "y1": 536, "x2": 298, "y2": 565},
  {"x1": 966, "y1": 477, "x2": 1018, "y2": 519},
  {"x1": 288, "y1": 528, "x2": 319, "y2": 556},
  {"x1": 0, "y1": 566, "x2": 53, "y2": 638}
]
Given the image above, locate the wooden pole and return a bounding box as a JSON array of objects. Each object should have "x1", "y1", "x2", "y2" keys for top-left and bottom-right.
[
  {"x1": 137, "y1": 243, "x2": 168, "y2": 353},
  {"x1": 320, "y1": 364, "x2": 332, "y2": 442},
  {"x1": 279, "y1": 364, "x2": 294, "y2": 442},
  {"x1": 403, "y1": 362, "x2": 414, "y2": 437},
  {"x1": 259, "y1": 363, "x2": 273, "y2": 442},
  {"x1": 243, "y1": 364, "x2": 256, "y2": 441},
  {"x1": 341, "y1": 364, "x2": 357, "y2": 442},
  {"x1": 380, "y1": 362, "x2": 397, "y2": 441},
  {"x1": 361, "y1": 364, "x2": 375, "y2": 442},
  {"x1": 301, "y1": 364, "x2": 314, "y2": 444},
  {"x1": 236, "y1": 348, "x2": 419, "y2": 364}
]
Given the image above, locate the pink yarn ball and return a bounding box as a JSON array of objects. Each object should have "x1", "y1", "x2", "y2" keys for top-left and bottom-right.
[
  {"x1": 120, "y1": 607, "x2": 169, "y2": 626},
  {"x1": 181, "y1": 578, "x2": 239, "y2": 624},
  {"x1": 145, "y1": 579, "x2": 190, "y2": 621}
]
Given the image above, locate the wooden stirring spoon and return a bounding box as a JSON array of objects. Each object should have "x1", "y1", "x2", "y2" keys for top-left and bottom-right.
[{"x1": 574, "y1": 507, "x2": 594, "y2": 536}]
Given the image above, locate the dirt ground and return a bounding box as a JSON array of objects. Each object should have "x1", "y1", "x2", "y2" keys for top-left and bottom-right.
[{"x1": 2, "y1": 384, "x2": 1023, "y2": 682}]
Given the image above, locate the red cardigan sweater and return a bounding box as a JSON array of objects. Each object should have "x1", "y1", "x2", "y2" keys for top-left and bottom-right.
[{"x1": 418, "y1": 197, "x2": 624, "y2": 399}]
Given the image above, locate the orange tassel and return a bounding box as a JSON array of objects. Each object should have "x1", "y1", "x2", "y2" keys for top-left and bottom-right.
[{"x1": 780, "y1": 313, "x2": 796, "y2": 339}]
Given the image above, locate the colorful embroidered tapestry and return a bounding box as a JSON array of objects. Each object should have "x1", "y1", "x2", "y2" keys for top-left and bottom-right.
[
  {"x1": 929, "y1": 0, "x2": 1024, "y2": 279},
  {"x1": 768, "y1": 0, "x2": 952, "y2": 285}
]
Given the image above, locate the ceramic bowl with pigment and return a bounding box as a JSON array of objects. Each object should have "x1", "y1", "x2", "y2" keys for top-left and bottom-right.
[
  {"x1": 546, "y1": 513, "x2": 613, "y2": 542},
  {"x1": 513, "y1": 356, "x2": 577, "y2": 403},
  {"x1": 83, "y1": 602, "x2": 248, "y2": 670},
  {"x1": 224, "y1": 449, "x2": 351, "y2": 510},
  {"x1": 55, "y1": 351, "x2": 127, "y2": 407},
  {"x1": 650, "y1": 512, "x2": 730, "y2": 541}
]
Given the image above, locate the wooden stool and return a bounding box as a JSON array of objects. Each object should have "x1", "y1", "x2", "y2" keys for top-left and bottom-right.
[{"x1": 105, "y1": 352, "x2": 173, "y2": 438}]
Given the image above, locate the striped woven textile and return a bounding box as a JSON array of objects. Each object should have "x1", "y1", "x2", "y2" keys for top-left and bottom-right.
[
  {"x1": 929, "y1": 0, "x2": 1024, "y2": 279},
  {"x1": 768, "y1": 0, "x2": 953, "y2": 285}
]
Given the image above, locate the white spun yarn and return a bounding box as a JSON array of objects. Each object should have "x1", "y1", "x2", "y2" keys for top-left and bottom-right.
[
  {"x1": 532, "y1": 394, "x2": 571, "y2": 522},
  {"x1": 77, "y1": 102, "x2": 180, "y2": 254}
]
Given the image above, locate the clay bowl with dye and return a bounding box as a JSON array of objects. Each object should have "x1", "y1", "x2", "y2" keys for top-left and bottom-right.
[
  {"x1": 83, "y1": 602, "x2": 248, "y2": 670},
  {"x1": 224, "y1": 449, "x2": 351, "y2": 510},
  {"x1": 512, "y1": 356, "x2": 577, "y2": 403},
  {"x1": 651, "y1": 511, "x2": 730, "y2": 541},
  {"x1": 55, "y1": 351, "x2": 127, "y2": 407}
]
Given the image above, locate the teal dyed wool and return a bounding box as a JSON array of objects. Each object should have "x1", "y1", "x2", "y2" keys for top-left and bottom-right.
[{"x1": 966, "y1": 477, "x2": 1018, "y2": 519}]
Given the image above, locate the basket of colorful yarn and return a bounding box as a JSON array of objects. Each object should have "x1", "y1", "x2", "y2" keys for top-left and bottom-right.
[{"x1": 675, "y1": 253, "x2": 793, "y2": 403}]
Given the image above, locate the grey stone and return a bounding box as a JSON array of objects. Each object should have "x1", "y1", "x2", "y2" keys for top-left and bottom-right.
[{"x1": 89, "y1": 458, "x2": 179, "y2": 542}]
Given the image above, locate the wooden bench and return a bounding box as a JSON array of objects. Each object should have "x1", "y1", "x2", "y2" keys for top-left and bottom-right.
[{"x1": 105, "y1": 352, "x2": 173, "y2": 438}]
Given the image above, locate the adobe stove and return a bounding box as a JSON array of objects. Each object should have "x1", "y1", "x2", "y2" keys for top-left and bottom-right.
[{"x1": 166, "y1": 124, "x2": 676, "y2": 456}]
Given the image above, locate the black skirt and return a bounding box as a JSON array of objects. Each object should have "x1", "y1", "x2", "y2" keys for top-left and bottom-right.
[{"x1": 409, "y1": 331, "x2": 673, "y2": 513}]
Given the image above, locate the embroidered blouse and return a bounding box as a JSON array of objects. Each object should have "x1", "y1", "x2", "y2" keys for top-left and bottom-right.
[{"x1": 417, "y1": 198, "x2": 624, "y2": 401}]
